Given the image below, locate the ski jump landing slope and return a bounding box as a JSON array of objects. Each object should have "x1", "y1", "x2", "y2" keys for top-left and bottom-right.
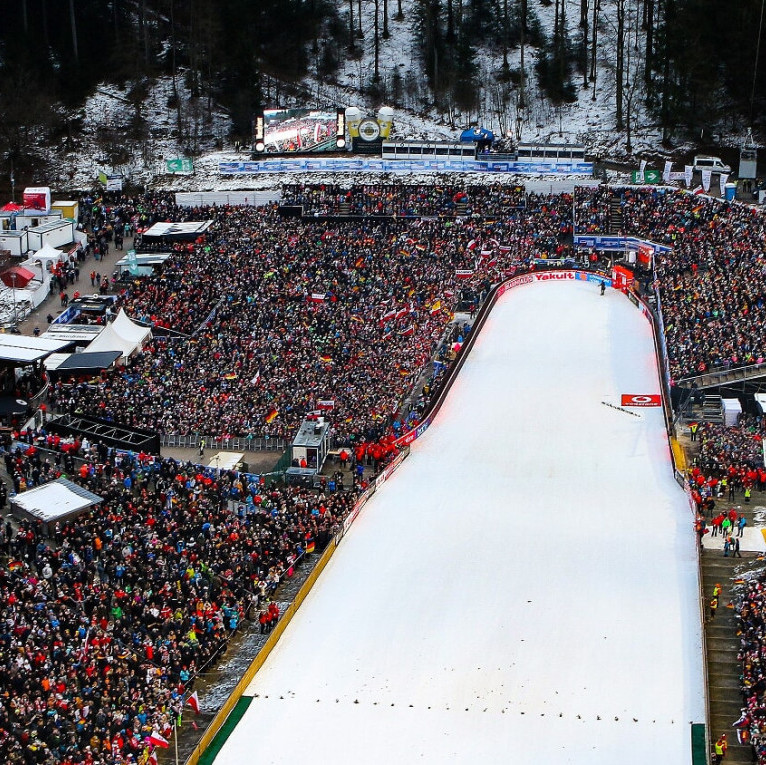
[{"x1": 214, "y1": 280, "x2": 705, "y2": 764}]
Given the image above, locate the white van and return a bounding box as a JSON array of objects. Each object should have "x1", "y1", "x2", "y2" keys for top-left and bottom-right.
[{"x1": 692, "y1": 155, "x2": 731, "y2": 174}]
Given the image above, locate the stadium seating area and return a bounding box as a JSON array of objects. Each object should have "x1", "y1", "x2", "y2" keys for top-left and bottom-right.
[{"x1": 4, "y1": 182, "x2": 766, "y2": 762}]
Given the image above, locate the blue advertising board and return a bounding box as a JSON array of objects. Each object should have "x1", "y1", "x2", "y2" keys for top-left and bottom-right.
[{"x1": 219, "y1": 158, "x2": 594, "y2": 176}]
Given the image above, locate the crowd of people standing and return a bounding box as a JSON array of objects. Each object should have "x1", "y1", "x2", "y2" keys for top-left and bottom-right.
[{"x1": 9, "y1": 180, "x2": 766, "y2": 762}]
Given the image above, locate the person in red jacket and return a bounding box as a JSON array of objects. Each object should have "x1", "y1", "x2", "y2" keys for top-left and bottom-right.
[{"x1": 267, "y1": 602, "x2": 280, "y2": 633}]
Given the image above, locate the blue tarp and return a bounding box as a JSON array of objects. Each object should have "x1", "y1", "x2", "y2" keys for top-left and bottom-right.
[{"x1": 459, "y1": 127, "x2": 495, "y2": 143}]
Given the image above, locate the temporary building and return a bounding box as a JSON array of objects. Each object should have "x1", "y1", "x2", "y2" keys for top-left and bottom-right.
[{"x1": 11, "y1": 477, "x2": 102, "y2": 535}]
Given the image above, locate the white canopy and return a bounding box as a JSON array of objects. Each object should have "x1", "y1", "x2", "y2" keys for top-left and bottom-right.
[
  {"x1": 85, "y1": 309, "x2": 152, "y2": 360},
  {"x1": 33, "y1": 242, "x2": 66, "y2": 263}
]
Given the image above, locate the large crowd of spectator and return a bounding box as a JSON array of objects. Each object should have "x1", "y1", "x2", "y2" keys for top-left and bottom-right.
[
  {"x1": 47, "y1": 189, "x2": 577, "y2": 442},
  {"x1": 11, "y1": 180, "x2": 766, "y2": 763},
  {"x1": 281, "y1": 183, "x2": 527, "y2": 217},
  {"x1": 734, "y1": 576, "x2": 766, "y2": 760},
  {"x1": 0, "y1": 428, "x2": 357, "y2": 764}
]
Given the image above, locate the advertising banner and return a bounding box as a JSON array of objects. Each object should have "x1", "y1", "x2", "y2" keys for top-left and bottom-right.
[
  {"x1": 166, "y1": 158, "x2": 194, "y2": 174},
  {"x1": 621, "y1": 394, "x2": 661, "y2": 407}
]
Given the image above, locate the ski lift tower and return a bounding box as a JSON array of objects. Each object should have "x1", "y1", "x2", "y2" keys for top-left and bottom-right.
[{"x1": 739, "y1": 128, "x2": 758, "y2": 181}]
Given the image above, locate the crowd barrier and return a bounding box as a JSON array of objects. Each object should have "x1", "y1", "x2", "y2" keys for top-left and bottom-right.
[{"x1": 159, "y1": 433, "x2": 288, "y2": 453}]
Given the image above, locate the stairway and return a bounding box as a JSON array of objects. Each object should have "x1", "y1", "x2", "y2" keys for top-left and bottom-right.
[
  {"x1": 701, "y1": 549, "x2": 759, "y2": 764},
  {"x1": 702, "y1": 395, "x2": 724, "y2": 424},
  {"x1": 678, "y1": 361, "x2": 766, "y2": 391},
  {"x1": 455, "y1": 202, "x2": 468, "y2": 217},
  {"x1": 609, "y1": 195, "x2": 623, "y2": 234},
  {"x1": 339, "y1": 201, "x2": 351, "y2": 216}
]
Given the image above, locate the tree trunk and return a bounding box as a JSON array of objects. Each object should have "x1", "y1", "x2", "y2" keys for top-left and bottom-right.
[
  {"x1": 383, "y1": 0, "x2": 389, "y2": 37},
  {"x1": 357, "y1": 0, "x2": 363, "y2": 36},
  {"x1": 559, "y1": 0, "x2": 566, "y2": 94},
  {"x1": 502, "y1": 0, "x2": 509, "y2": 70},
  {"x1": 170, "y1": 0, "x2": 181, "y2": 131},
  {"x1": 581, "y1": 0, "x2": 589, "y2": 87},
  {"x1": 141, "y1": 0, "x2": 149, "y2": 67},
  {"x1": 374, "y1": 0, "x2": 380, "y2": 80},
  {"x1": 616, "y1": 0, "x2": 625, "y2": 129},
  {"x1": 69, "y1": 0, "x2": 79, "y2": 64},
  {"x1": 447, "y1": 0, "x2": 455, "y2": 41},
  {"x1": 519, "y1": 0, "x2": 527, "y2": 106},
  {"x1": 21, "y1": 0, "x2": 28, "y2": 36},
  {"x1": 590, "y1": 0, "x2": 599, "y2": 99},
  {"x1": 644, "y1": 0, "x2": 654, "y2": 86},
  {"x1": 348, "y1": 0, "x2": 355, "y2": 48},
  {"x1": 41, "y1": 0, "x2": 49, "y2": 51}
]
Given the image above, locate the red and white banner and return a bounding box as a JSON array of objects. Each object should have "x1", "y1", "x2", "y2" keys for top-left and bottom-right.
[
  {"x1": 637, "y1": 243, "x2": 653, "y2": 265},
  {"x1": 621, "y1": 394, "x2": 661, "y2": 407},
  {"x1": 455, "y1": 269, "x2": 474, "y2": 279},
  {"x1": 317, "y1": 399, "x2": 335, "y2": 410}
]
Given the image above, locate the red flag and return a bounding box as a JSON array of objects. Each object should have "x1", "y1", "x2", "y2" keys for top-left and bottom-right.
[
  {"x1": 186, "y1": 691, "x2": 200, "y2": 714},
  {"x1": 149, "y1": 731, "x2": 170, "y2": 749},
  {"x1": 148, "y1": 753, "x2": 158, "y2": 765}
]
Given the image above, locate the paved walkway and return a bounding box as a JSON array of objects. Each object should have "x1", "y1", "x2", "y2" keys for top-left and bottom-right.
[{"x1": 15, "y1": 229, "x2": 135, "y2": 338}]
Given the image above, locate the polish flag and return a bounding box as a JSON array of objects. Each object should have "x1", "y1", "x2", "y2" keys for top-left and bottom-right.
[
  {"x1": 186, "y1": 691, "x2": 200, "y2": 714},
  {"x1": 149, "y1": 731, "x2": 170, "y2": 749}
]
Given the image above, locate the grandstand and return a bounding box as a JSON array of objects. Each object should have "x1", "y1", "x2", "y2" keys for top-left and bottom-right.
[{"x1": 4, "y1": 182, "x2": 766, "y2": 763}]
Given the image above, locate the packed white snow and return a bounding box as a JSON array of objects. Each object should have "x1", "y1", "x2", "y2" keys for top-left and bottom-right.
[{"x1": 213, "y1": 280, "x2": 705, "y2": 764}]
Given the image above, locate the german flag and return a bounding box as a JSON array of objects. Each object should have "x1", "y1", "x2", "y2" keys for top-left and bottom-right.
[
  {"x1": 430, "y1": 300, "x2": 442, "y2": 315},
  {"x1": 265, "y1": 407, "x2": 278, "y2": 423},
  {"x1": 305, "y1": 539, "x2": 315, "y2": 554},
  {"x1": 319, "y1": 354, "x2": 332, "y2": 364}
]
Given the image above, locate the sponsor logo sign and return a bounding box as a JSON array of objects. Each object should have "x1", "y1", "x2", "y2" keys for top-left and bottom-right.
[{"x1": 621, "y1": 394, "x2": 661, "y2": 407}]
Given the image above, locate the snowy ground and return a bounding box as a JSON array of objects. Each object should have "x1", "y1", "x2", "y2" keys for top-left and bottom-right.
[{"x1": 212, "y1": 279, "x2": 705, "y2": 764}]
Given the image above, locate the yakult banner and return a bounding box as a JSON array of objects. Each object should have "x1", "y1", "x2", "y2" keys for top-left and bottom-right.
[
  {"x1": 719, "y1": 173, "x2": 729, "y2": 197},
  {"x1": 663, "y1": 161, "x2": 672, "y2": 182},
  {"x1": 684, "y1": 166, "x2": 693, "y2": 187},
  {"x1": 701, "y1": 169, "x2": 712, "y2": 192}
]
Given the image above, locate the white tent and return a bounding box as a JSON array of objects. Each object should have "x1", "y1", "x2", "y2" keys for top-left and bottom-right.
[
  {"x1": 85, "y1": 309, "x2": 152, "y2": 360},
  {"x1": 34, "y1": 241, "x2": 66, "y2": 264}
]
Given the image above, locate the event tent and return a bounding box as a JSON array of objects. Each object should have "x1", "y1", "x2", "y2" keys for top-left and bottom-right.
[{"x1": 85, "y1": 309, "x2": 152, "y2": 360}]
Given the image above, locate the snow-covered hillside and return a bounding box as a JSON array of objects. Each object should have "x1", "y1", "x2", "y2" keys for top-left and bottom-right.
[{"x1": 37, "y1": 0, "x2": 757, "y2": 194}]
